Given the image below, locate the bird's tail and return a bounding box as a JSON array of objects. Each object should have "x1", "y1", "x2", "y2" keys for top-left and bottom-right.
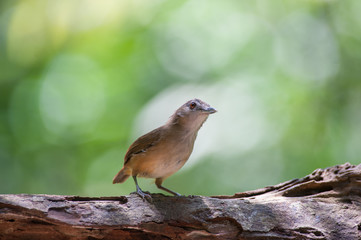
[{"x1": 112, "y1": 167, "x2": 130, "y2": 184}]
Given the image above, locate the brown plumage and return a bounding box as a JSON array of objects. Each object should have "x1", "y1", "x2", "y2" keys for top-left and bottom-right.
[{"x1": 113, "y1": 99, "x2": 216, "y2": 199}]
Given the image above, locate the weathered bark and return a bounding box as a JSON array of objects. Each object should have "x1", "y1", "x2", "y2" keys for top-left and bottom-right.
[{"x1": 1, "y1": 162, "x2": 360, "y2": 240}]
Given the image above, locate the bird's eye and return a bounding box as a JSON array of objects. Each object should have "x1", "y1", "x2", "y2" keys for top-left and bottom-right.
[{"x1": 189, "y1": 102, "x2": 197, "y2": 110}]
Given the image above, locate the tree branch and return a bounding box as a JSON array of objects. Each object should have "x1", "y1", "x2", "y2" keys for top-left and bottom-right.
[{"x1": 1, "y1": 162, "x2": 361, "y2": 239}]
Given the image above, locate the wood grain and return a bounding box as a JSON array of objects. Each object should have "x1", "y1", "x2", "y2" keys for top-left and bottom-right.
[{"x1": 1, "y1": 162, "x2": 360, "y2": 240}]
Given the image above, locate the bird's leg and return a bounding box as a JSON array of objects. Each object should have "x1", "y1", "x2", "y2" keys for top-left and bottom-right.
[
  {"x1": 133, "y1": 176, "x2": 151, "y2": 201},
  {"x1": 155, "y1": 178, "x2": 181, "y2": 196}
]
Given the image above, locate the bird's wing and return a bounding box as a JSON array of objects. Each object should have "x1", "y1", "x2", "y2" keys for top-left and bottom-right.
[{"x1": 124, "y1": 126, "x2": 163, "y2": 165}]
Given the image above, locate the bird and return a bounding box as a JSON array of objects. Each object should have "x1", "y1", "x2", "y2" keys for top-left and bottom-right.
[{"x1": 112, "y1": 98, "x2": 216, "y2": 200}]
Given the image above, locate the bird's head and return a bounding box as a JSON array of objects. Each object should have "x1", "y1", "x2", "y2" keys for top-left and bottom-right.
[
  {"x1": 183, "y1": 99, "x2": 217, "y2": 115},
  {"x1": 169, "y1": 99, "x2": 216, "y2": 130}
]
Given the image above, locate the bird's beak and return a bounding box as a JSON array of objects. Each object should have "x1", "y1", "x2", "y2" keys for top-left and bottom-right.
[{"x1": 204, "y1": 107, "x2": 217, "y2": 114}]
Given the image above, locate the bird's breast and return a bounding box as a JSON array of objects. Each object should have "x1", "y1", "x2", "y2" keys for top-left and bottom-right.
[{"x1": 129, "y1": 134, "x2": 196, "y2": 179}]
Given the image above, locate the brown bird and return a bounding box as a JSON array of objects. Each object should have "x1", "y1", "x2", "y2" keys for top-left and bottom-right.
[{"x1": 113, "y1": 99, "x2": 216, "y2": 199}]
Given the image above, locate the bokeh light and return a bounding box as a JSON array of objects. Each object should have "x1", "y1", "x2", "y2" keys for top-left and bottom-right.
[{"x1": 0, "y1": 0, "x2": 360, "y2": 197}]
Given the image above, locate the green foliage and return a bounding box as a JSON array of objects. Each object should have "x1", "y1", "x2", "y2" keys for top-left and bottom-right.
[{"x1": 0, "y1": 0, "x2": 360, "y2": 196}]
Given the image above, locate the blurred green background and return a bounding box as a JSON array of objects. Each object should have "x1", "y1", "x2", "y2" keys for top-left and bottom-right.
[{"x1": 0, "y1": 0, "x2": 360, "y2": 197}]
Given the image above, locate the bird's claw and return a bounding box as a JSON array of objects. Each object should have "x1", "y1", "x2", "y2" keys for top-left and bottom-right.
[{"x1": 136, "y1": 189, "x2": 152, "y2": 202}]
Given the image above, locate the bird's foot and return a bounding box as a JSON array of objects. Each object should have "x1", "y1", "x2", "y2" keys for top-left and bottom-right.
[
  {"x1": 174, "y1": 192, "x2": 182, "y2": 197},
  {"x1": 136, "y1": 189, "x2": 152, "y2": 202}
]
